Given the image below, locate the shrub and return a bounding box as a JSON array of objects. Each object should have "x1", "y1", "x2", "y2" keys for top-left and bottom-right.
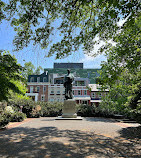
[
  {"x1": 76, "y1": 104, "x2": 95, "y2": 117},
  {"x1": 22, "y1": 100, "x2": 41, "y2": 118},
  {"x1": 0, "y1": 113, "x2": 11, "y2": 128},
  {"x1": 4, "y1": 106, "x2": 14, "y2": 115},
  {"x1": 10, "y1": 112, "x2": 26, "y2": 122},
  {"x1": 40, "y1": 102, "x2": 63, "y2": 117}
]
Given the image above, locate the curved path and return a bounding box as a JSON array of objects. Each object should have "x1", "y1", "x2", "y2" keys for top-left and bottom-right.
[{"x1": 0, "y1": 117, "x2": 140, "y2": 158}]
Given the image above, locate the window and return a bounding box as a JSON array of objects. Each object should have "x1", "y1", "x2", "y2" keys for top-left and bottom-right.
[
  {"x1": 37, "y1": 77, "x2": 40, "y2": 82},
  {"x1": 82, "y1": 101, "x2": 87, "y2": 105},
  {"x1": 41, "y1": 95, "x2": 45, "y2": 101},
  {"x1": 57, "y1": 91, "x2": 60, "y2": 94},
  {"x1": 30, "y1": 77, "x2": 34, "y2": 82},
  {"x1": 78, "y1": 90, "x2": 81, "y2": 95},
  {"x1": 99, "y1": 93, "x2": 102, "y2": 99},
  {"x1": 92, "y1": 93, "x2": 95, "y2": 98},
  {"x1": 84, "y1": 90, "x2": 87, "y2": 95},
  {"x1": 36, "y1": 86, "x2": 40, "y2": 92},
  {"x1": 43, "y1": 77, "x2": 47, "y2": 82},
  {"x1": 72, "y1": 90, "x2": 74, "y2": 95},
  {"x1": 50, "y1": 91, "x2": 54, "y2": 94},
  {"x1": 30, "y1": 86, "x2": 33, "y2": 93},
  {"x1": 57, "y1": 98, "x2": 60, "y2": 102},
  {"x1": 43, "y1": 86, "x2": 46, "y2": 92},
  {"x1": 49, "y1": 98, "x2": 54, "y2": 102}
]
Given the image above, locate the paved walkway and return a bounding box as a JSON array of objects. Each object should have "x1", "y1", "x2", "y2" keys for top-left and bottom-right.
[{"x1": 0, "y1": 117, "x2": 140, "y2": 158}]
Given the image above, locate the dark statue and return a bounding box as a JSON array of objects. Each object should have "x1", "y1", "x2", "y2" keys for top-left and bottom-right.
[{"x1": 64, "y1": 69, "x2": 74, "y2": 100}]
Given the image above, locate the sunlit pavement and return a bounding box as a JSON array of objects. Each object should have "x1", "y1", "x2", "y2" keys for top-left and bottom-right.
[{"x1": 0, "y1": 117, "x2": 140, "y2": 158}]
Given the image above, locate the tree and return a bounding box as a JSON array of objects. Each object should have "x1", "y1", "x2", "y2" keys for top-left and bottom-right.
[
  {"x1": 22, "y1": 62, "x2": 35, "y2": 79},
  {"x1": 34, "y1": 66, "x2": 43, "y2": 75},
  {"x1": 1, "y1": 0, "x2": 140, "y2": 59},
  {"x1": 22, "y1": 62, "x2": 43, "y2": 79},
  {"x1": 0, "y1": 51, "x2": 25, "y2": 101}
]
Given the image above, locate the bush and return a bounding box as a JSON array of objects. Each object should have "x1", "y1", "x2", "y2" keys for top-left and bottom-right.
[
  {"x1": 0, "y1": 113, "x2": 11, "y2": 128},
  {"x1": 22, "y1": 100, "x2": 41, "y2": 118},
  {"x1": 10, "y1": 112, "x2": 26, "y2": 122},
  {"x1": 76, "y1": 104, "x2": 95, "y2": 117},
  {"x1": 40, "y1": 102, "x2": 63, "y2": 117},
  {"x1": 76, "y1": 103, "x2": 117, "y2": 118}
]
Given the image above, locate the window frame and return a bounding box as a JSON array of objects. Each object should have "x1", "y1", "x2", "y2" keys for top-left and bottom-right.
[
  {"x1": 37, "y1": 77, "x2": 40, "y2": 82},
  {"x1": 36, "y1": 86, "x2": 40, "y2": 92},
  {"x1": 41, "y1": 95, "x2": 45, "y2": 101},
  {"x1": 78, "y1": 90, "x2": 81, "y2": 95}
]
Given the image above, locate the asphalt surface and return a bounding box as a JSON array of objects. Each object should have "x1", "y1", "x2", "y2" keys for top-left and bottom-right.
[{"x1": 0, "y1": 117, "x2": 140, "y2": 158}]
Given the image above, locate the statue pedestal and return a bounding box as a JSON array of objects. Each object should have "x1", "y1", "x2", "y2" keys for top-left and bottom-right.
[
  {"x1": 62, "y1": 99, "x2": 77, "y2": 118},
  {"x1": 56, "y1": 99, "x2": 83, "y2": 120}
]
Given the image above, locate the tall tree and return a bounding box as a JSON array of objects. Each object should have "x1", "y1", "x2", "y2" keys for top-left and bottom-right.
[
  {"x1": 22, "y1": 62, "x2": 35, "y2": 79},
  {"x1": 22, "y1": 62, "x2": 43, "y2": 79},
  {"x1": 0, "y1": 51, "x2": 25, "y2": 101}
]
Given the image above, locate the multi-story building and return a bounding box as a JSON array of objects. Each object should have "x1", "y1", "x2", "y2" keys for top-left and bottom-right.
[
  {"x1": 26, "y1": 63, "x2": 108, "y2": 105},
  {"x1": 89, "y1": 84, "x2": 109, "y2": 106}
]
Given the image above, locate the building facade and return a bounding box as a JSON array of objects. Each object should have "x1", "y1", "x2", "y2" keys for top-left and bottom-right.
[{"x1": 26, "y1": 63, "x2": 108, "y2": 105}]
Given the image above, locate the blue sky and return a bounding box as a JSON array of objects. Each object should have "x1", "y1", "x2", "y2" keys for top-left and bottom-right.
[{"x1": 0, "y1": 17, "x2": 107, "y2": 70}]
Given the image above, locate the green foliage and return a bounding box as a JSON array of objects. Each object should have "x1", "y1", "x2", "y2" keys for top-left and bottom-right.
[
  {"x1": 76, "y1": 104, "x2": 115, "y2": 118},
  {"x1": 1, "y1": 0, "x2": 140, "y2": 58},
  {"x1": 22, "y1": 62, "x2": 35, "y2": 79},
  {"x1": 40, "y1": 102, "x2": 63, "y2": 117},
  {"x1": 0, "y1": 113, "x2": 10, "y2": 128},
  {"x1": 10, "y1": 112, "x2": 26, "y2": 122},
  {"x1": 34, "y1": 66, "x2": 43, "y2": 75},
  {"x1": 0, "y1": 51, "x2": 25, "y2": 101},
  {"x1": 76, "y1": 104, "x2": 95, "y2": 117},
  {"x1": 22, "y1": 61, "x2": 43, "y2": 79},
  {"x1": 4, "y1": 106, "x2": 14, "y2": 115},
  {"x1": 20, "y1": 100, "x2": 40, "y2": 118}
]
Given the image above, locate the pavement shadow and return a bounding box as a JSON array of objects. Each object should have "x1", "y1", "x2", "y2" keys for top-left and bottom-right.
[
  {"x1": 84, "y1": 117, "x2": 115, "y2": 123},
  {"x1": 118, "y1": 126, "x2": 141, "y2": 139},
  {"x1": 0, "y1": 126, "x2": 140, "y2": 158}
]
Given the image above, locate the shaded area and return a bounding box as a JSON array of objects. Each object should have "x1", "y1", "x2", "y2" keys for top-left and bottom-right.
[
  {"x1": 84, "y1": 117, "x2": 115, "y2": 123},
  {"x1": 119, "y1": 126, "x2": 141, "y2": 139},
  {"x1": 0, "y1": 126, "x2": 140, "y2": 158}
]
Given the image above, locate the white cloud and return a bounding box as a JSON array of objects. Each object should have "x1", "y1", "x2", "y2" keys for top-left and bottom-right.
[
  {"x1": 79, "y1": 54, "x2": 107, "y2": 68},
  {"x1": 79, "y1": 35, "x2": 116, "y2": 68},
  {"x1": 79, "y1": 16, "x2": 129, "y2": 68}
]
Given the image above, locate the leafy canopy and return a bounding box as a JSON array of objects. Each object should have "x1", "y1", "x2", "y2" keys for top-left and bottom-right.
[
  {"x1": 0, "y1": 51, "x2": 25, "y2": 101},
  {"x1": 0, "y1": 0, "x2": 140, "y2": 59},
  {"x1": 22, "y1": 61, "x2": 43, "y2": 79}
]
